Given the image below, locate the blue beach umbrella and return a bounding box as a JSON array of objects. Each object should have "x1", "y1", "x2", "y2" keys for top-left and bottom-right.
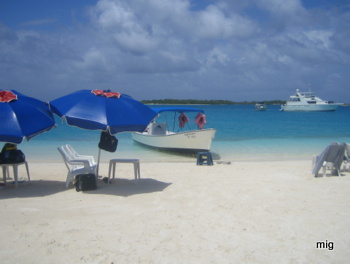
[
  {"x1": 0, "y1": 90, "x2": 55, "y2": 144},
  {"x1": 49, "y1": 89, "x2": 157, "y2": 134},
  {"x1": 49, "y1": 89, "x2": 157, "y2": 174}
]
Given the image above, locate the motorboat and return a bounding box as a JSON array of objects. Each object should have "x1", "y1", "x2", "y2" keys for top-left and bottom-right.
[
  {"x1": 254, "y1": 102, "x2": 267, "y2": 111},
  {"x1": 132, "y1": 106, "x2": 216, "y2": 153},
  {"x1": 280, "y1": 89, "x2": 343, "y2": 112}
]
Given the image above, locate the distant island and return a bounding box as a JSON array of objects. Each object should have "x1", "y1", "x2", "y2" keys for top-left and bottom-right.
[{"x1": 141, "y1": 99, "x2": 286, "y2": 105}]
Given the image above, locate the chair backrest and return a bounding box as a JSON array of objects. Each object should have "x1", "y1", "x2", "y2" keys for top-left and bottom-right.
[
  {"x1": 324, "y1": 144, "x2": 344, "y2": 162},
  {"x1": 65, "y1": 144, "x2": 96, "y2": 164},
  {"x1": 57, "y1": 146, "x2": 71, "y2": 171},
  {"x1": 312, "y1": 143, "x2": 345, "y2": 175},
  {"x1": 345, "y1": 143, "x2": 350, "y2": 157},
  {"x1": 66, "y1": 144, "x2": 76, "y2": 154},
  {"x1": 149, "y1": 123, "x2": 166, "y2": 135},
  {"x1": 64, "y1": 145, "x2": 77, "y2": 159}
]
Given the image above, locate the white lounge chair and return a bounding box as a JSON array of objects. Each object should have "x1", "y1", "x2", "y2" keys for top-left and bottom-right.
[
  {"x1": 57, "y1": 146, "x2": 97, "y2": 188},
  {"x1": 64, "y1": 144, "x2": 97, "y2": 168},
  {"x1": 312, "y1": 143, "x2": 345, "y2": 177}
]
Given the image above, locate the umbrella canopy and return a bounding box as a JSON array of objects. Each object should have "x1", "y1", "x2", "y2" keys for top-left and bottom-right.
[
  {"x1": 0, "y1": 90, "x2": 56, "y2": 144},
  {"x1": 49, "y1": 89, "x2": 157, "y2": 134}
]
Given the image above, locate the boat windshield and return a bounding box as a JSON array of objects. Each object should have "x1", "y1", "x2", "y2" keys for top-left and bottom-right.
[
  {"x1": 299, "y1": 92, "x2": 315, "y2": 98},
  {"x1": 150, "y1": 106, "x2": 205, "y2": 132}
]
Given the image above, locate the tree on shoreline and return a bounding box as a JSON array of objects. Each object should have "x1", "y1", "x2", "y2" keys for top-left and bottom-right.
[{"x1": 141, "y1": 99, "x2": 286, "y2": 105}]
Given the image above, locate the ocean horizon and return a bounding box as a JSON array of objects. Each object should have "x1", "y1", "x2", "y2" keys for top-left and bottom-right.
[{"x1": 17, "y1": 104, "x2": 350, "y2": 163}]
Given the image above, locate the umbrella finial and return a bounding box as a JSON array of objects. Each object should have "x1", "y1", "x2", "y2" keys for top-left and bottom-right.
[
  {"x1": 0, "y1": 90, "x2": 18, "y2": 103},
  {"x1": 92, "y1": 89, "x2": 121, "y2": 98}
]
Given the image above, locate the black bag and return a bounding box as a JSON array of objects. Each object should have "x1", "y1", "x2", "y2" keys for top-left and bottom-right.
[
  {"x1": 0, "y1": 144, "x2": 25, "y2": 164},
  {"x1": 74, "y1": 174, "x2": 97, "y2": 192},
  {"x1": 98, "y1": 131, "x2": 118, "y2": 152}
]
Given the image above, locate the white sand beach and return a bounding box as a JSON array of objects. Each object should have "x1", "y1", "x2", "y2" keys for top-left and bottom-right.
[{"x1": 1, "y1": 160, "x2": 350, "y2": 263}]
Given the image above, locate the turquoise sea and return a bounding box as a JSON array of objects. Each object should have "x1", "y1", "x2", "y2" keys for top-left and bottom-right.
[{"x1": 19, "y1": 104, "x2": 350, "y2": 163}]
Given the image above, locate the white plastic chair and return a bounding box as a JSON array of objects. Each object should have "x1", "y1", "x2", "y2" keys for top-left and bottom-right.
[
  {"x1": 64, "y1": 145, "x2": 97, "y2": 168},
  {"x1": 57, "y1": 146, "x2": 97, "y2": 188},
  {"x1": 312, "y1": 143, "x2": 345, "y2": 177},
  {"x1": 312, "y1": 156, "x2": 340, "y2": 177}
]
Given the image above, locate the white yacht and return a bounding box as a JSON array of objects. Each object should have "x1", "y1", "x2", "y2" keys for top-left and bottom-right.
[{"x1": 280, "y1": 89, "x2": 343, "y2": 112}]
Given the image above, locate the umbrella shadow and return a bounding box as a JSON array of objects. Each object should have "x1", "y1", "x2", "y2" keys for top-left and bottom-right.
[
  {"x1": 0, "y1": 180, "x2": 67, "y2": 199},
  {"x1": 0, "y1": 178, "x2": 172, "y2": 199},
  {"x1": 91, "y1": 178, "x2": 172, "y2": 197}
]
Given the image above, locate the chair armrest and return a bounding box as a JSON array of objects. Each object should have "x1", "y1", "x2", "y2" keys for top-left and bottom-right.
[
  {"x1": 74, "y1": 155, "x2": 96, "y2": 165},
  {"x1": 67, "y1": 159, "x2": 91, "y2": 169}
]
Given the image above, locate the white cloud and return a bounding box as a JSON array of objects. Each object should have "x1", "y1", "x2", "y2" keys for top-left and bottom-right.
[
  {"x1": 90, "y1": 0, "x2": 159, "y2": 54},
  {"x1": 260, "y1": 0, "x2": 304, "y2": 14},
  {"x1": 92, "y1": 0, "x2": 135, "y2": 31},
  {"x1": 205, "y1": 47, "x2": 230, "y2": 67},
  {"x1": 195, "y1": 5, "x2": 256, "y2": 39},
  {"x1": 305, "y1": 30, "x2": 333, "y2": 49},
  {"x1": 79, "y1": 47, "x2": 108, "y2": 70}
]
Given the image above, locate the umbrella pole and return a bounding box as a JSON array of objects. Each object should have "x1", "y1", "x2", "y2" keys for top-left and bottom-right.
[{"x1": 97, "y1": 148, "x2": 101, "y2": 177}]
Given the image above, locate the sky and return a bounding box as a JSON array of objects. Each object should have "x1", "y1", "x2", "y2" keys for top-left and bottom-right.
[{"x1": 0, "y1": 0, "x2": 349, "y2": 102}]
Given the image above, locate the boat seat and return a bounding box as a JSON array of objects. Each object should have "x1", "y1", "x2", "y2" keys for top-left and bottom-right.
[
  {"x1": 149, "y1": 123, "x2": 166, "y2": 135},
  {"x1": 197, "y1": 152, "x2": 214, "y2": 166}
]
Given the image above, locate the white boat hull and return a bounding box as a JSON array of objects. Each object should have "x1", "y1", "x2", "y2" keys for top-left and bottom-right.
[
  {"x1": 132, "y1": 128, "x2": 216, "y2": 152},
  {"x1": 281, "y1": 103, "x2": 342, "y2": 112}
]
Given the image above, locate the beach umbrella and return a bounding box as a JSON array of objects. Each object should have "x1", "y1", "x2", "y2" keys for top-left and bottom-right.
[
  {"x1": 0, "y1": 90, "x2": 55, "y2": 144},
  {"x1": 49, "y1": 89, "x2": 157, "y2": 174}
]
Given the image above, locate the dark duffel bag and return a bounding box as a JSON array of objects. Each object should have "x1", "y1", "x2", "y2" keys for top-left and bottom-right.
[
  {"x1": 0, "y1": 143, "x2": 25, "y2": 164},
  {"x1": 98, "y1": 131, "x2": 118, "y2": 152},
  {"x1": 74, "y1": 174, "x2": 97, "y2": 192}
]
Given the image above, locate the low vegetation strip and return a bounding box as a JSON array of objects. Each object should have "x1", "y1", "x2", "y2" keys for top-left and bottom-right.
[{"x1": 141, "y1": 99, "x2": 285, "y2": 105}]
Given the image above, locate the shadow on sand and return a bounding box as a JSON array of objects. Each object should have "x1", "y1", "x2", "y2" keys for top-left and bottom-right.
[
  {"x1": 0, "y1": 180, "x2": 68, "y2": 199},
  {"x1": 91, "y1": 178, "x2": 172, "y2": 197},
  {"x1": 0, "y1": 178, "x2": 172, "y2": 199}
]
